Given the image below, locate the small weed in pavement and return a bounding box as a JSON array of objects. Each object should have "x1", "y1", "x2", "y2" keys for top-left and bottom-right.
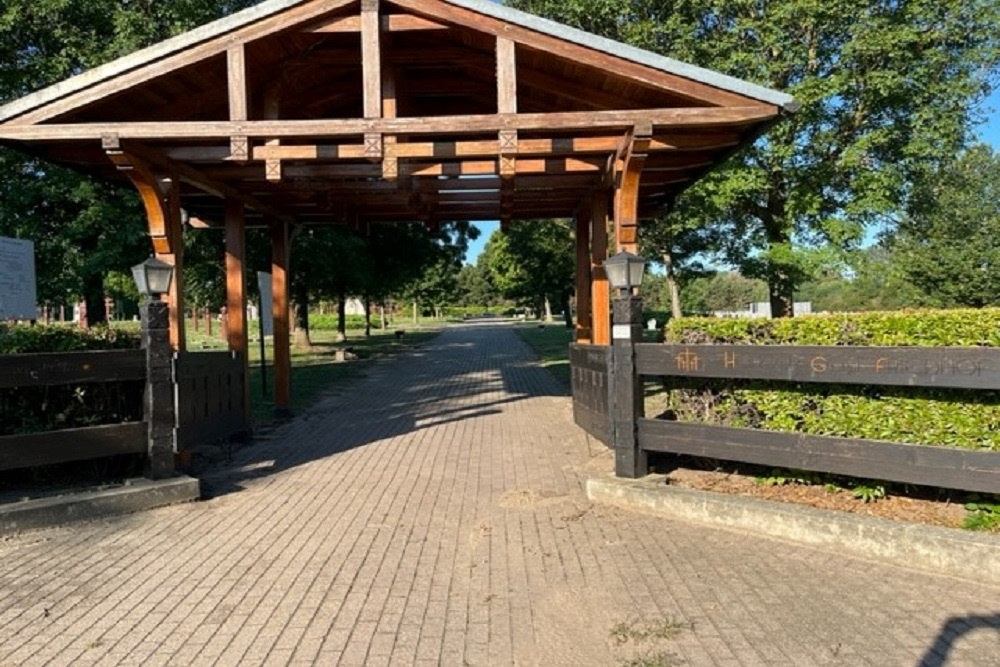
[
  {"x1": 610, "y1": 617, "x2": 692, "y2": 645},
  {"x1": 618, "y1": 651, "x2": 684, "y2": 667}
]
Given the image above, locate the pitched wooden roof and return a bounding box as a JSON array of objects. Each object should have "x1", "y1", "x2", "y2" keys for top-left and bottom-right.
[{"x1": 0, "y1": 0, "x2": 795, "y2": 227}]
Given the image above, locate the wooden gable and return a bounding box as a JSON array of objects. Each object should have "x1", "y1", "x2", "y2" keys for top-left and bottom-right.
[{"x1": 0, "y1": 0, "x2": 793, "y2": 229}]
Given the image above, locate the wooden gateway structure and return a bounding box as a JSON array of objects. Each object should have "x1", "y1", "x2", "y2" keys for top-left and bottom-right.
[{"x1": 0, "y1": 0, "x2": 794, "y2": 416}]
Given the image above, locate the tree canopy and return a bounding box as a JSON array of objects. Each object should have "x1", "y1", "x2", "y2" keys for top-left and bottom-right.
[
  {"x1": 508, "y1": 0, "x2": 1000, "y2": 315},
  {"x1": 0, "y1": 0, "x2": 259, "y2": 322},
  {"x1": 890, "y1": 144, "x2": 1000, "y2": 308}
]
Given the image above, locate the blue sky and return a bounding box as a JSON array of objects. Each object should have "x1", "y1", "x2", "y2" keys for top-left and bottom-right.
[{"x1": 463, "y1": 87, "x2": 1000, "y2": 265}]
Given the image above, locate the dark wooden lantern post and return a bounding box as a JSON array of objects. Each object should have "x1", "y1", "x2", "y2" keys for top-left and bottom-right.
[
  {"x1": 132, "y1": 257, "x2": 176, "y2": 480},
  {"x1": 606, "y1": 251, "x2": 648, "y2": 478}
]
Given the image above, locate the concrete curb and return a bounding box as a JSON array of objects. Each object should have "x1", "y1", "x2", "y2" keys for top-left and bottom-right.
[
  {"x1": 587, "y1": 473, "x2": 1000, "y2": 585},
  {"x1": 0, "y1": 476, "x2": 201, "y2": 534}
]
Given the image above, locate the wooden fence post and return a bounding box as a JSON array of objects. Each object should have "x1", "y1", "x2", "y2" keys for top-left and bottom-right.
[
  {"x1": 611, "y1": 294, "x2": 647, "y2": 478},
  {"x1": 141, "y1": 299, "x2": 175, "y2": 479}
]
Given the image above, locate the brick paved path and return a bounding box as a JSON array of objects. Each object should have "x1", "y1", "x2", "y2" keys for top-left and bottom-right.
[{"x1": 1, "y1": 324, "x2": 998, "y2": 667}]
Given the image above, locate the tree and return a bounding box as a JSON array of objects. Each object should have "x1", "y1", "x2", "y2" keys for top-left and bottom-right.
[
  {"x1": 455, "y1": 264, "x2": 504, "y2": 308},
  {"x1": 639, "y1": 204, "x2": 714, "y2": 319},
  {"x1": 508, "y1": 0, "x2": 1000, "y2": 316},
  {"x1": 0, "y1": 0, "x2": 258, "y2": 324},
  {"x1": 681, "y1": 272, "x2": 769, "y2": 314},
  {"x1": 480, "y1": 219, "x2": 575, "y2": 326},
  {"x1": 890, "y1": 144, "x2": 1000, "y2": 308}
]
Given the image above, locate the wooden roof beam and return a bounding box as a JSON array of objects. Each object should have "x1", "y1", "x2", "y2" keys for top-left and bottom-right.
[{"x1": 0, "y1": 107, "x2": 776, "y2": 141}]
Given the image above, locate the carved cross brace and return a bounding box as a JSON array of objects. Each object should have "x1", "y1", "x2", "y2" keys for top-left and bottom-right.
[
  {"x1": 265, "y1": 159, "x2": 283, "y2": 182},
  {"x1": 383, "y1": 156, "x2": 398, "y2": 180},
  {"x1": 230, "y1": 135, "x2": 249, "y2": 163},
  {"x1": 364, "y1": 132, "x2": 383, "y2": 161}
]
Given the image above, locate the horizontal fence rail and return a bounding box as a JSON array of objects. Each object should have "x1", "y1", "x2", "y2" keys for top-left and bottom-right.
[
  {"x1": 635, "y1": 344, "x2": 1000, "y2": 390},
  {"x1": 0, "y1": 350, "x2": 145, "y2": 388},
  {"x1": 570, "y1": 344, "x2": 611, "y2": 446},
  {"x1": 638, "y1": 419, "x2": 1000, "y2": 494},
  {"x1": 0, "y1": 422, "x2": 147, "y2": 471}
]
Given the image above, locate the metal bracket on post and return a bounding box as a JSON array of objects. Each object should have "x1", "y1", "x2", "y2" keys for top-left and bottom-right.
[
  {"x1": 611, "y1": 295, "x2": 647, "y2": 478},
  {"x1": 142, "y1": 300, "x2": 176, "y2": 479}
]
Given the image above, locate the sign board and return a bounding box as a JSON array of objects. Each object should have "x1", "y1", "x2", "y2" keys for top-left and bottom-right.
[
  {"x1": 0, "y1": 236, "x2": 38, "y2": 320},
  {"x1": 256, "y1": 271, "x2": 274, "y2": 336}
]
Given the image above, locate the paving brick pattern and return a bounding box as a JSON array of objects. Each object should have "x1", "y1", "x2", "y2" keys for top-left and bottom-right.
[{"x1": 1, "y1": 323, "x2": 998, "y2": 667}]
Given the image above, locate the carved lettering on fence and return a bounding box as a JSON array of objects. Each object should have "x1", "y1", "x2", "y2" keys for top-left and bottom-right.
[{"x1": 636, "y1": 344, "x2": 1000, "y2": 391}]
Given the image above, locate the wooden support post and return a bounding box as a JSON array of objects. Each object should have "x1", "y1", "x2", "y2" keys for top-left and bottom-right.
[
  {"x1": 361, "y1": 0, "x2": 382, "y2": 120},
  {"x1": 271, "y1": 220, "x2": 292, "y2": 417},
  {"x1": 141, "y1": 299, "x2": 175, "y2": 480},
  {"x1": 225, "y1": 199, "x2": 251, "y2": 430},
  {"x1": 227, "y1": 44, "x2": 249, "y2": 164},
  {"x1": 611, "y1": 294, "x2": 647, "y2": 478},
  {"x1": 164, "y1": 176, "x2": 186, "y2": 351},
  {"x1": 264, "y1": 85, "x2": 282, "y2": 182},
  {"x1": 614, "y1": 122, "x2": 652, "y2": 254},
  {"x1": 382, "y1": 68, "x2": 399, "y2": 180},
  {"x1": 575, "y1": 207, "x2": 593, "y2": 344},
  {"x1": 591, "y1": 190, "x2": 611, "y2": 346},
  {"x1": 497, "y1": 37, "x2": 517, "y2": 227}
]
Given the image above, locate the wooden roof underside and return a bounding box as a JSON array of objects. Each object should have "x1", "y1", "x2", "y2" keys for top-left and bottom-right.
[{"x1": 0, "y1": 0, "x2": 793, "y2": 228}]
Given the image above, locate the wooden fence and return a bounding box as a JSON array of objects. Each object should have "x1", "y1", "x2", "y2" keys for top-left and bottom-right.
[
  {"x1": 0, "y1": 350, "x2": 147, "y2": 472},
  {"x1": 0, "y1": 348, "x2": 249, "y2": 474},
  {"x1": 570, "y1": 342, "x2": 1000, "y2": 494}
]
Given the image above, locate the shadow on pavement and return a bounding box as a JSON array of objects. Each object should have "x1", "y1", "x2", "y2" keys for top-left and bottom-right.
[
  {"x1": 200, "y1": 324, "x2": 568, "y2": 499},
  {"x1": 916, "y1": 613, "x2": 1000, "y2": 667}
]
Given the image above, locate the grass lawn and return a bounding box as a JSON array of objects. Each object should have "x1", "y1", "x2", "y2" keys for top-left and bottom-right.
[
  {"x1": 112, "y1": 317, "x2": 443, "y2": 426},
  {"x1": 513, "y1": 323, "x2": 574, "y2": 388},
  {"x1": 246, "y1": 327, "x2": 441, "y2": 426},
  {"x1": 514, "y1": 321, "x2": 662, "y2": 389}
]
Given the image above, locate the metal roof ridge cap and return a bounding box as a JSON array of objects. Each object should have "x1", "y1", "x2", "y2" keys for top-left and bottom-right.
[
  {"x1": 442, "y1": 0, "x2": 798, "y2": 112},
  {"x1": 0, "y1": 0, "x2": 310, "y2": 123}
]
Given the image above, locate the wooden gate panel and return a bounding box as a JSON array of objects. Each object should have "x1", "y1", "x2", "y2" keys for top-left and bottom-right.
[
  {"x1": 570, "y1": 344, "x2": 611, "y2": 446},
  {"x1": 174, "y1": 351, "x2": 247, "y2": 450}
]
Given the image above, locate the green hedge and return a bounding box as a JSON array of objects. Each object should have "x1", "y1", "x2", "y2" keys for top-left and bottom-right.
[
  {"x1": 658, "y1": 309, "x2": 1000, "y2": 452},
  {"x1": 308, "y1": 313, "x2": 370, "y2": 331},
  {"x1": 0, "y1": 323, "x2": 140, "y2": 354}
]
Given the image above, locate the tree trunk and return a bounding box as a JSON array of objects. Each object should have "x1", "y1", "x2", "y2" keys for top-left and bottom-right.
[
  {"x1": 363, "y1": 295, "x2": 371, "y2": 338},
  {"x1": 292, "y1": 278, "x2": 311, "y2": 347},
  {"x1": 380, "y1": 304, "x2": 387, "y2": 330},
  {"x1": 336, "y1": 288, "x2": 347, "y2": 342},
  {"x1": 663, "y1": 253, "x2": 683, "y2": 320},
  {"x1": 83, "y1": 274, "x2": 107, "y2": 327},
  {"x1": 412, "y1": 300, "x2": 418, "y2": 325},
  {"x1": 561, "y1": 291, "x2": 573, "y2": 328},
  {"x1": 765, "y1": 183, "x2": 794, "y2": 318},
  {"x1": 543, "y1": 296, "x2": 554, "y2": 322}
]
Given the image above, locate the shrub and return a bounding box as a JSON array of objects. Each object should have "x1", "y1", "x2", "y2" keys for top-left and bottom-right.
[{"x1": 0, "y1": 322, "x2": 140, "y2": 353}]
